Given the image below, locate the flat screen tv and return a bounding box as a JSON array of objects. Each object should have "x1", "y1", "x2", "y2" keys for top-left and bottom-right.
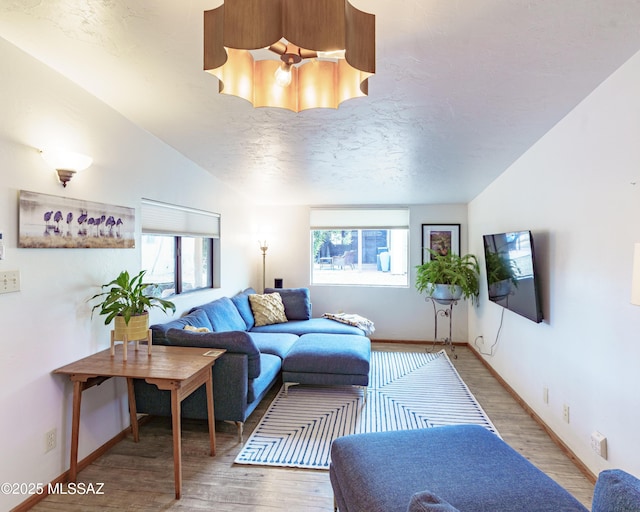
[{"x1": 483, "y1": 230, "x2": 543, "y2": 323}]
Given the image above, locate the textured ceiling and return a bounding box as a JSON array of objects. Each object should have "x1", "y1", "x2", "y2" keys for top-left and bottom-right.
[{"x1": 2, "y1": 0, "x2": 640, "y2": 206}]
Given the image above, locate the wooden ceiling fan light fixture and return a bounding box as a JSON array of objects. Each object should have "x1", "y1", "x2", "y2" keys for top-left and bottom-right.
[{"x1": 203, "y1": 0, "x2": 375, "y2": 113}]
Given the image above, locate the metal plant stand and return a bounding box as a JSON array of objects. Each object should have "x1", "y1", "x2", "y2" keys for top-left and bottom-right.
[{"x1": 427, "y1": 297, "x2": 458, "y2": 359}]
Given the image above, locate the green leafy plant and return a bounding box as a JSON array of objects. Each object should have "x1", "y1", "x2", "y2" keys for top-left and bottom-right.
[
  {"x1": 415, "y1": 250, "x2": 480, "y2": 305},
  {"x1": 485, "y1": 250, "x2": 519, "y2": 285},
  {"x1": 90, "y1": 270, "x2": 176, "y2": 325}
]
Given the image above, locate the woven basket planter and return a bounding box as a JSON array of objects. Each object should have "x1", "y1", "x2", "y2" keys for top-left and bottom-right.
[{"x1": 113, "y1": 312, "x2": 149, "y2": 342}]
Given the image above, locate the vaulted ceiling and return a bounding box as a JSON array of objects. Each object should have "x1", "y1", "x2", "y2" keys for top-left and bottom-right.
[{"x1": 2, "y1": 1, "x2": 640, "y2": 206}]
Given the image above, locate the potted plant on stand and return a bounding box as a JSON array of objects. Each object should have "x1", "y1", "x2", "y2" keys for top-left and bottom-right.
[
  {"x1": 90, "y1": 270, "x2": 175, "y2": 359},
  {"x1": 415, "y1": 250, "x2": 480, "y2": 305}
]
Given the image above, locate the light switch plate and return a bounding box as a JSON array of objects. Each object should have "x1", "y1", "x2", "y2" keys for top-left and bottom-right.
[{"x1": 0, "y1": 270, "x2": 20, "y2": 293}]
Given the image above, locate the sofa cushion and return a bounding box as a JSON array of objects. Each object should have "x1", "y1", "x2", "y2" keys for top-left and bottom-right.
[
  {"x1": 248, "y1": 332, "x2": 299, "y2": 359},
  {"x1": 150, "y1": 309, "x2": 213, "y2": 344},
  {"x1": 247, "y1": 353, "x2": 281, "y2": 404},
  {"x1": 283, "y1": 333, "x2": 370, "y2": 377},
  {"x1": 231, "y1": 288, "x2": 256, "y2": 330},
  {"x1": 249, "y1": 293, "x2": 288, "y2": 326},
  {"x1": 407, "y1": 492, "x2": 460, "y2": 512},
  {"x1": 251, "y1": 317, "x2": 365, "y2": 336},
  {"x1": 592, "y1": 469, "x2": 640, "y2": 512},
  {"x1": 264, "y1": 287, "x2": 312, "y2": 320},
  {"x1": 195, "y1": 296, "x2": 247, "y2": 332},
  {"x1": 165, "y1": 327, "x2": 261, "y2": 379}
]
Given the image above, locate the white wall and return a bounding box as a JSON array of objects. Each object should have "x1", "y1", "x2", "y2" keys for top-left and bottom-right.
[
  {"x1": 258, "y1": 204, "x2": 470, "y2": 341},
  {"x1": 0, "y1": 37, "x2": 256, "y2": 510},
  {"x1": 468, "y1": 49, "x2": 640, "y2": 477}
]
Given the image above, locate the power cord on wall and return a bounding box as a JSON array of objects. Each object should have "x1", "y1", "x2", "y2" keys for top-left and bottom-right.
[{"x1": 474, "y1": 307, "x2": 505, "y2": 357}]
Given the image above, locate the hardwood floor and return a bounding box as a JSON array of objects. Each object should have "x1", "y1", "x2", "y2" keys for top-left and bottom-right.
[{"x1": 30, "y1": 343, "x2": 594, "y2": 511}]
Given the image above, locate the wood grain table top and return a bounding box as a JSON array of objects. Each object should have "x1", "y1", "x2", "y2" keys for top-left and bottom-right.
[{"x1": 53, "y1": 345, "x2": 225, "y2": 381}]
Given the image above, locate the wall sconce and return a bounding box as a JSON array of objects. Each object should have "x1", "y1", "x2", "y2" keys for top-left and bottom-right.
[
  {"x1": 631, "y1": 243, "x2": 640, "y2": 305},
  {"x1": 40, "y1": 149, "x2": 93, "y2": 187}
]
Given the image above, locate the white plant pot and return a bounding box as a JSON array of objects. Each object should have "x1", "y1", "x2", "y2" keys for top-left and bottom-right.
[
  {"x1": 488, "y1": 279, "x2": 513, "y2": 300},
  {"x1": 430, "y1": 284, "x2": 463, "y2": 304}
]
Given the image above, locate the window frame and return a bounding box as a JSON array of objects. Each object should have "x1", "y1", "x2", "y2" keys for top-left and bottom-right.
[
  {"x1": 141, "y1": 199, "x2": 221, "y2": 296},
  {"x1": 176, "y1": 235, "x2": 214, "y2": 294}
]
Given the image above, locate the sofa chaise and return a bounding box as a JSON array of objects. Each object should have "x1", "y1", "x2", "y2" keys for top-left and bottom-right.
[
  {"x1": 134, "y1": 287, "x2": 369, "y2": 440},
  {"x1": 330, "y1": 424, "x2": 640, "y2": 512}
]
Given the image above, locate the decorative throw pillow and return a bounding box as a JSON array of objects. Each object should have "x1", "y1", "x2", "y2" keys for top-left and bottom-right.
[
  {"x1": 264, "y1": 287, "x2": 312, "y2": 320},
  {"x1": 183, "y1": 325, "x2": 210, "y2": 333},
  {"x1": 249, "y1": 293, "x2": 288, "y2": 327}
]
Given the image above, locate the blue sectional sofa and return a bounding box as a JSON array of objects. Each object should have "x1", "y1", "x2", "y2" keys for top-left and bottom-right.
[
  {"x1": 133, "y1": 287, "x2": 366, "y2": 440},
  {"x1": 330, "y1": 424, "x2": 640, "y2": 512}
]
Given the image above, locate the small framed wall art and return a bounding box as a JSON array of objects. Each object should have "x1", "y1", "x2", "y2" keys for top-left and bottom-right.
[
  {"x1": 421, "y1": 224, "x2": 460, "y2": 263},
  {"x1": 19, "y1": 190, "x2": 135, "y2": 249}
]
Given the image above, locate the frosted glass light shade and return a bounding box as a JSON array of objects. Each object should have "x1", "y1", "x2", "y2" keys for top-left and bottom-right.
[
  {"x1": 40, "y1": 149, "x2": 93, "y2": 187},
  {"x1": 41, "y1": 150, "x2": 93, "y2": 172}
]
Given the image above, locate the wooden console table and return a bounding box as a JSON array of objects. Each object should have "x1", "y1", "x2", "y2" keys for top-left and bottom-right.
[{"x1": 53, "y1": 345, "x2": 225, "y2": 499}]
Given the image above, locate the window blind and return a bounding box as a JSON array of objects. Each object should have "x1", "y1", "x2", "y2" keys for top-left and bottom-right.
[
  {"x1": 309, "y1": 208, "x2": 409, "y2": 229},
  {"x1": 141, "y1": 198, "x2": 220, "y2": 238}
]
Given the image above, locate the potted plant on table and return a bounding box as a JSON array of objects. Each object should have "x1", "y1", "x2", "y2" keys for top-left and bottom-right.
[
  {"x1": 415, "y1": 250, "x2": 480, "y2": 305},
  {"x1": 90, "y1": 270, "x2": 176, "y2": 342}
]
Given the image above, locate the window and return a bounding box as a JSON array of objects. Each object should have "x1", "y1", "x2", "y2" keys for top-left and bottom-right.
[
  {"x1": 141, "y1": 199, "x2": 220, "y2": 296},
  {"x1": 310, "y1": 208, "x2": 409, "y2": 287},
  {"x1": 142, "y1": 235, "x2": 214, "y2": 295},
  {"x1": 141, "y1": 234, "x2": 176, "y2": 296},
  {"x1": 180, "y1": 236, "x2": 212, "y2": 291}
]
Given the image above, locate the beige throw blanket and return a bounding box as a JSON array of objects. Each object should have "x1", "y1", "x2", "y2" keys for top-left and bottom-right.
[{"x1": 322, "y1": 313, "x2": 375, "y2": 336}]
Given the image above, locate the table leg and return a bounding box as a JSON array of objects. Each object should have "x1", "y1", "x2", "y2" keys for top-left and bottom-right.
[
  {"x1": 205, "y1": 372, "x2": 216, "y2": 456},
  {"x1": 170, "y1": 390, "x2": 182, "y2": 499},
  {"x1": 126, "y1": 378, "x2": 139, "y2": 443},
  {"x1": 69, "y1": 380, "x2": 82, "y2": 482}
]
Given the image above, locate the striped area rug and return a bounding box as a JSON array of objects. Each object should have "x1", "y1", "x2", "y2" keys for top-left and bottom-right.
[{"x1": 234, "y1": 350, "x2": 498, "y2": 469}]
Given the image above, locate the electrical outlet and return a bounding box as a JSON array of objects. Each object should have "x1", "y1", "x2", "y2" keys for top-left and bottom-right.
[
  {"x1": 45, "y1": 428, "x2": 56, "y2": 453},
  {"x1": 591, "y1": 431, "x2": 608, "y2": 459},
  {"x1": 563, "y1": 404, "x2": 570, "y2": 423},
  {"x1": 543, "y1": 387, "x2": 549, "y2": 404}
]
